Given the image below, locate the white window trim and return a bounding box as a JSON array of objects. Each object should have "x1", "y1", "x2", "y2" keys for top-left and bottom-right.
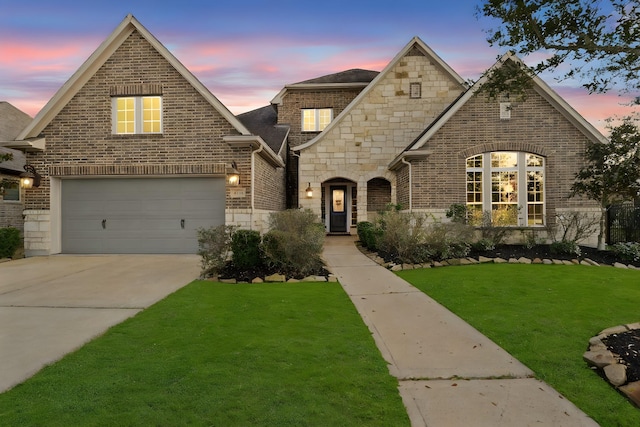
[
  {"x1": 112, "y1": 96, "x2": 163, "y2": 135},
  {"x1": 467, "y1": 152, "x2": 545, "y2": 226},
  {"x1": 410, "y1": 82, "x2": 422, "y2": 99},
  {"x1": 301, "y1": 108, "x2": 333, "y2": 132}
]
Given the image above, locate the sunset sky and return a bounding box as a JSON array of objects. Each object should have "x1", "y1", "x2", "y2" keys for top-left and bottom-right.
[{"x1": 0, "y1": 0, "x2": 635, "y2": 135}]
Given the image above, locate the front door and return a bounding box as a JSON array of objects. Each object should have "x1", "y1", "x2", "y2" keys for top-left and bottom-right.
[{"x1": 329, "y1": 185, "x2": 347, "y2": 233}]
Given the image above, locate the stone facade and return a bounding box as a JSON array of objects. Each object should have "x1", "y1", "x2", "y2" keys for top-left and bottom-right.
[{"x1": 297, "y1": 46, "x2": 464, "y2": 232}]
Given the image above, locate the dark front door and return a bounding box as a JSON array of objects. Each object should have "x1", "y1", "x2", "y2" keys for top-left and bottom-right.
[{"x1": 329, "y1": 185, "x2": 347, "y2": 233}]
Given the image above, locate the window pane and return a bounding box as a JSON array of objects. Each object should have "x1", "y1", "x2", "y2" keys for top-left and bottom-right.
[
  {"x1": 302, "y1": 109, "x2": 316, "y2": 132},
  {"x1": 142, "y1": 96, "x2": 161, "y2": 133},
  {"x1": 318, "y1": 109, "x2": 332, "y2": 130},
  {"x1": 2, "y1": 181, "x2": 19, "y2": 201},
  {"x1": 526, "y1": 154, "x2": 544, "y2": 167},
  {"x1": 466, "y1": 154, "x2": 482, "y2": 168},
  {"x1": 491, "y1": 152, "x2": 517, "y2": 168},
  {"x1": 116, "y1": 97, "x2": 135, "y2": 134}
]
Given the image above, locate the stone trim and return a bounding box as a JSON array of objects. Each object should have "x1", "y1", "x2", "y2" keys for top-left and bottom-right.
[
  {"x1": 49, "y1": 163, "x2": 226, "y2": 177},
  {"x1": 458, "y1": 142, "x2": 550, "y2": 159},
  {"x1": 109, "y1": 83, "x2": 163, "y2": 96}
]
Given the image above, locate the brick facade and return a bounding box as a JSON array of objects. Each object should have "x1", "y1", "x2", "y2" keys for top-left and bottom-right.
[{"x1": 409, "y1": 88, "x2": 599, "y2": 223}]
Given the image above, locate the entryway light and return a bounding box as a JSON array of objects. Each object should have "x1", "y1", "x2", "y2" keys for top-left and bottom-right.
[
  {"x1": 305, "y1": 182, "x2": 313, "y2": 198},
  {"x1": 227, "y1": 161, "x2": 240, "y2": 186},
  {"x1": 20, "y1": 164, "x2": 41, "y2": 189}
]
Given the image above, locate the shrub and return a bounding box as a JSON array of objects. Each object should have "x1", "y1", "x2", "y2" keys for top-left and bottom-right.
[
  {"x1": 0, "y1": 227, "x2": 21, "y2": 258},
  {"x1": 423, "y1": 221, "x2": 473, "y2": 260},
  {"x1": 231, "y1": 229, "x2": 262, "y2": 269},
  {"x1": 375, "y1": 210, "x2": 430, "y2": 264},
  {"x1": 471, "y1": 238, "x2": 496, "y2": 252},
  {"x1": 610, "y1": 242, "x2": 640, "y2": 262},
  {"x1": 197, "y1": 225, "x2": 234, "y2": 278},
  {"x1": 357, "y1": 221, "x2": 381, "y2": 250},
  {"x1": 261, "y1": 209, "x2": 325, "y2": 277},
  {"x1": 445, "y1": 204, "x2": 468, "y2": 224},
  {"x1": 550, "y1": 240, "x2": 581, "y2": 256}
]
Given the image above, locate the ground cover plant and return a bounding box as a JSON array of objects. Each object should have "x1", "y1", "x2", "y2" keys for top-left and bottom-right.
[
  {"x1": 398, "y1": 264, "x2": 640, "y2": 426},
  {"x1": 0, "y1": 281, "x2": 409, "y2": 426}
]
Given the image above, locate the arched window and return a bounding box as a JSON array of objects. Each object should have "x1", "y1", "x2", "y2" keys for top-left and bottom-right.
[{"x1": 466, "y1": 152, "x2": 545, "y2": 226}]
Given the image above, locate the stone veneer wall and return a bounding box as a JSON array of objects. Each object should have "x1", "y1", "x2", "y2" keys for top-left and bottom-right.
[{"x1": 298, "y1": 48, "x2": 464, "y2": 224}]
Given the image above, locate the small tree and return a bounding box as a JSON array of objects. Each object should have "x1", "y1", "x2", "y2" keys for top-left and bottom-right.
[{"x1": 571, "y1": 120, "x2": 640, "y2": 249}]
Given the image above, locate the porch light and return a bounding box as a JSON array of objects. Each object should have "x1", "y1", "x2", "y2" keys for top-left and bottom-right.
[
  {"x1": 20, "y1": 164, "x2": 41, "y2": 189},
  {"x1": 305, "y1": 183, "x2": 313, "y2": 198},
  {"x1": 227, "y1": 161, "x2": 240, "y2": 186}
]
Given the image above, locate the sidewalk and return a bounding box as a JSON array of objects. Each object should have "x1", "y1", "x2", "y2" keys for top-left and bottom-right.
[{"x1": 323, "y1": 236, "x2": 599, "y2": 427}]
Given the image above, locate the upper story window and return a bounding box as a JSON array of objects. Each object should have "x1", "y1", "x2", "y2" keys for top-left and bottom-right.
[
  {"x1": 466, "y1": 151, "x2": 545, "y2": 226},
  {"x1": 0, "y1": 180, "x2": 20, "y2": 201},
  {"x1": 112, "y1": 96, "x2": 162, "y2": 134},
  {"x1": 302, "y1": 108, "x2": 332, "y2": 132}
]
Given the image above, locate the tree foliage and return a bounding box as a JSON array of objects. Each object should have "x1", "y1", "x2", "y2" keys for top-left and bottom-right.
[
  {"x1": 571, "y1": 120, "x2": 640, "y2": 248},
  {"x1": 478, "y1": 0, "x2": 640, "y2": 102}
]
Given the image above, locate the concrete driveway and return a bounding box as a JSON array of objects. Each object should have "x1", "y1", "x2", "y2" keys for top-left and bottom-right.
[{"x1": 0, "y1": 254, "x2": 200, "y2": 393}]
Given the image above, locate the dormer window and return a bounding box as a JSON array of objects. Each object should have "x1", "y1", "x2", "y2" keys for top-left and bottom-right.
[
  {"x1": 112, "y1": 96, "x2": 163, "y2": 134},
  {"x1": 302, "y1": 108, "x2": 332, "y2": 132}
]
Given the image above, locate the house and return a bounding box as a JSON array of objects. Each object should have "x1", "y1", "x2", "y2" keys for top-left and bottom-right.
[
  {"x1": 0, "y1": 102, "x2": 31, "y2": 233},
  {"x1": 8, "y1": 14, "x2": 603, "y2": 256}
]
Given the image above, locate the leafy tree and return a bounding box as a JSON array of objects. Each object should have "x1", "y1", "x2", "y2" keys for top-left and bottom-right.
[
  {"x1": 571, "y1": 120, "x2": 640, "y2": 249},
  {"x1": 477, "y1": 0, "x2": 640, "y2": 102}
]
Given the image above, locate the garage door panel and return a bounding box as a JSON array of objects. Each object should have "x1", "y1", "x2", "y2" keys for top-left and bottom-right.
[{"x1": 62, "y1": 178, "x2": 225, "y2": 254}]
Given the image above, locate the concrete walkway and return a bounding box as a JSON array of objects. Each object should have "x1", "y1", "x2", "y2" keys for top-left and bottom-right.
[{"x1": 323, "y1": 236, "x2": 599, "y2": 427}]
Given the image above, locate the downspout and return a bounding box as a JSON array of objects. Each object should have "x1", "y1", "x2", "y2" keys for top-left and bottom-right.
[
  {"x1": 251, "y1": 144, "x2": 264, "y2": 230},
  {"x1": 401, "y1": 157, "x2": 412, "y2": 211},
  {"x1": 291, "y1": 150, "x2": 301, "y2": 208}
]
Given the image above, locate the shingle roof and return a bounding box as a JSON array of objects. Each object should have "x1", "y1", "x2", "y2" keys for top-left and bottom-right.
[
  {"x1": 237, "y1": 105, "x2": 289, "y2": 155},
  {"x1": 0, "y1": 102, "x2": 30, "y2": 174},
  {"x1": 295, "y1": 69, "x2": 379, "y2": 85}
]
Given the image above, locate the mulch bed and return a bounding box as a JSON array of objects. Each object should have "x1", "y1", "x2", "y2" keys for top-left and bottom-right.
[{"x1": 602, "y1": 329, "x2": 640, "y2": 383}]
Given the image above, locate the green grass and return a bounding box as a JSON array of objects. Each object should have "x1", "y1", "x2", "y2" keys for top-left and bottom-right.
[
  {"x1": 398, "y1": 264, "x2": 640, "y2": 427},
  {"x1": 0, "y1": 281, "x2": 409, "y2": 426}
]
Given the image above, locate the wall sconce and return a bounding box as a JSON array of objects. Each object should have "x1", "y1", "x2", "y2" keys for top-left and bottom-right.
[
  {"x1": 20, "y1": 164, "x2": 41, "y2": 189},
  {"x1": 305, "y1": 182, "x2": 313, "y2": 198},
  {"x1": 227, "y1": 161, "x2": 240, "y2": 186}
]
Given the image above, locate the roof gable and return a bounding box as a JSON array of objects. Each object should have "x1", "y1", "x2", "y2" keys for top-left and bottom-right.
[
  {"x1": 294, "y1": 37, "x2": 467, "y2": 152},
  {"x1": 404, "y1": 52, "x2": 608, "y2": 156},
  {"x1": 16, "y1": 14, "x2": 251, "y2": 142}
]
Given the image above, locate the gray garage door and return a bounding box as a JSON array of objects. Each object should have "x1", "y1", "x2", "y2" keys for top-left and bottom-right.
[{"x1": 61, "y1": 177, "x2": 225, "y2": 254}]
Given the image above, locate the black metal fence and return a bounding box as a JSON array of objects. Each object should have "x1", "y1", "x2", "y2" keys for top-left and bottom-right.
[{"x1": 607, "y1": 204, "x2": 640, "y2": 244}]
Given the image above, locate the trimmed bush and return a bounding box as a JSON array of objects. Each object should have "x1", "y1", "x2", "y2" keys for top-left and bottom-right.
[
  {"x1": 550, "y1": 240, "x2": 581, "y2": 256},
  {"x1": 0, "y1": 227, "x2": 21, "y2": 258},
  {"x1": 261, "y1": 209, "x2": 325, "y2": 277},
  {"x1": 375, "y1": 210, "x2": 431, "y2": 264},
  {"x1": 610, "y1": 242, "x2": 640, "y2": 262},
  {"x1": 231, "y1": 229, "x2": 262, "y2": 269},
  {"x1": 197, "y1": 225, "x2": 234, "y2": 278},
  {"x1": 356, "y1": 221, "x2": 380, "y2": 250}
]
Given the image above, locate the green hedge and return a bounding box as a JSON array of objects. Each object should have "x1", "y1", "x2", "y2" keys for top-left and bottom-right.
[{"x1": 0, "y1": 227, "x2": 21, "y2": 258}]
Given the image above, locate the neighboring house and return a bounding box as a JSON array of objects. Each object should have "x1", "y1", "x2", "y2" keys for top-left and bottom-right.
[
  {"x1": 7, "y1": 14, "x2": 603, "y2": 256},
  {"x1": 0, "y1": 102, "x2": 31, "y2": 233}
]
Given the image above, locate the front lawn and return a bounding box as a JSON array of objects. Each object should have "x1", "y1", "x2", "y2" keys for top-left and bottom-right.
[
  {"x1": 398, "y1": 264, "x2": 640, "y2": 427},
  {"x1": 0, "y1": 281, "x2": 409, "y2": 426}
]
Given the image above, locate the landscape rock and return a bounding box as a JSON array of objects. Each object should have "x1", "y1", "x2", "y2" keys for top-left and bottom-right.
[
  {"x1": 614, "y1": 262, "x2": 628, "y2": 269},
  {"x1": 508, "y1": 258, "x2": 519, "y2": 264},
  {"x1": 265, "y1": 273, "x2": 286, "y2": 282},
  {"x1": 390, "y1": 264, "x2": 403, "y2": 271},
  {"x1": 562, "y1": 260, "x2": 574, "y2": 265},
  {"x1": 251, "y1": 277, "x2": 264, "y2": 283},
  {"x1": 543, "y1": 259, "x2": 553, "y2": 264},
  {"x1": 327, "y1": 275, "x2": 338, "y2": 282},
  {"x1": 478, "y1": 256, "x2": 494, "y2": 263},
  {"x1": 494, "y1": 257, "x2": 507, "y2": 263},
  {"x1": 584, "y1": 258, "x2": 600, "y2": 266},
  {"x1": 518, "y1": 257, "x2": 532, "y2": 264},
  {"x1": 619, "y1": 381, "x2": 640, "y2": 407},
  {"x1": 583, "y1": 350, "x2": 616, "y2": 368},
  {"x1": 604, "y1": 364, "x2": 627, "y2": 386},
  {"x1": 532, "y1": 258, "x2": 543, "y2": 264},
  {"x1": 286, "y1": 278, "x2": 300, "y2": 283},
  {"x1": 220, "y1": 278, "x2": 237, "y2": 284},
  {"x1": 552, "y1": 259, "x2": 564, "y2": 265},
  {"x1": 599, "y1": 325, "x2": 629, "y2": 336}
]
